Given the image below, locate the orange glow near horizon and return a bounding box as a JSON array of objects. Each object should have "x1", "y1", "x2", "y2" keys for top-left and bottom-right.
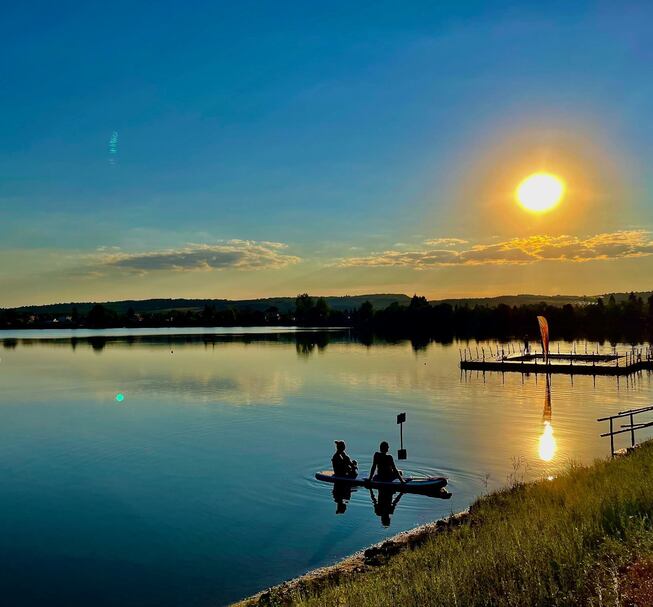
[{"x1": 432, "y1": 120, "x2": 631, "y2": 241}]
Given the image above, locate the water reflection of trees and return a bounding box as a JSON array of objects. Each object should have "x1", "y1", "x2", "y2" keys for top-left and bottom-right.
[
  {"x1": 0, "y1": 331, "x2": 449, "y2": 355},
  {"x1": 295, "y1": 333, "x2": 330, "y2": 357},
  {"x1": 89, "y1": 336, "x2": 108, "y2": 352}
]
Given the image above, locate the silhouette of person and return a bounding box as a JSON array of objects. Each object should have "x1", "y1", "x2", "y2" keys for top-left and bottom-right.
[
  {"x1": 331, "y1": 440, "x2": 358, "y2": 478},
  {"x1": 368, "y1": 441, "x2": 405, "y2": 483},
  {"x1": 370, "y1": 488, "x2": 403, "y2": 527}
]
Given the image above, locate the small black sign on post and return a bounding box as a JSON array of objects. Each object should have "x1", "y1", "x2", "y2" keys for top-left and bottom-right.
[{"x1": 397, "y1": 412, "x2": 407, "y2": 460}]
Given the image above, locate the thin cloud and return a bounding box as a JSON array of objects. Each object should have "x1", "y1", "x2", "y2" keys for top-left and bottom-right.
[
  {"x1": 337, "y1": 230, "x2": 653, "y2": 269},
  {"x1": 423, "y1": 237, "x2": 469, "y2": 247},
  {"x1": 97, "y1": 240, "x2": 300, "y2": 274}
]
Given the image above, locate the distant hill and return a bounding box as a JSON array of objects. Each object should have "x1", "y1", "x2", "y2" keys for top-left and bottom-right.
[
  {"x1": 429, "y1": 294, "x2": 594, "y2": 307},
  {"x1": 430, "y1": 291, "x2": 653, "y2": 308},
  {"x1": 10, "y1": 294, "x2": 412, "y2": 315},
  {"x1": 596, "y1": 290, "x2": 653, "y2": 304},
  {"x1": 6, "y1": 291, "x2": 652, "y2": 316}
]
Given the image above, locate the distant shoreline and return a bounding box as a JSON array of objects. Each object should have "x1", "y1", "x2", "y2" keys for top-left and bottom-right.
[
  {"x1": 3, "y1": 291, "x2": 653, "y2": 343},
  {"x1": 0, "y1": 326, "x2": 350, "y2": 339}
]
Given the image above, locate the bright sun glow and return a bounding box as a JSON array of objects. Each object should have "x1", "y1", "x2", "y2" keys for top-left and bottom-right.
[
  {"x1": 516, "y1": 172, "x2": 565, "y2": 213},
  {"x1": 539, "y1": 421, "x2": 557, "y2": 462}
]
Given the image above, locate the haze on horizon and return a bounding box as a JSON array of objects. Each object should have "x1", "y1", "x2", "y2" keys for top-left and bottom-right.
[{"x1": 2, "y1": 2, "x2": 652, "y2": 308}]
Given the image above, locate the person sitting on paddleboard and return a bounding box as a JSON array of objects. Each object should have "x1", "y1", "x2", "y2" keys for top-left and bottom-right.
[
  {"x1": 332, "y1": 440, "x2": 358, "y2": 478},
  {"x1": 368, "y1": 441, "x2": 405, "y2": 484}
]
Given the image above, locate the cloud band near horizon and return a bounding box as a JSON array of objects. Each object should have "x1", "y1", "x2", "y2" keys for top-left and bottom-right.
[
  {"x1": 97, "y1": 240, "x2": 300, "y2": 273},
  {"x1": 336, "y1": 230, "x2": 653, "y2": 269}
]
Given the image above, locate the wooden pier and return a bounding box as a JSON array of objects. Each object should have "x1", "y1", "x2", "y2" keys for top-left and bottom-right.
[{"x1": 460, "y1": 346, "x2": 653, "y2": 376}]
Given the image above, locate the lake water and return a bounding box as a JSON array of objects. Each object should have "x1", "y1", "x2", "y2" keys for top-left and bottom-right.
[{"x1": 1, "y1": 328, "x2": 652, "y2": 606}]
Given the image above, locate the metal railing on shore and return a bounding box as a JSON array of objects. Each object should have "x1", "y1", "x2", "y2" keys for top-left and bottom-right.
[{"x1": 597, "y1": 405, "x2": 653, "y2": 457}]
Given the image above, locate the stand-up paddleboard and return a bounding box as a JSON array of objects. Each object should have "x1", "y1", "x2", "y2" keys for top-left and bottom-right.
[{"x1": 315, "y1": 470, "x2": 447, "y2": 494}]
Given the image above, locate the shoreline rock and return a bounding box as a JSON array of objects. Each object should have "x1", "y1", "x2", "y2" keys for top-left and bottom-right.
[{"x1": 234, "y1": 509, "x2": 470, "y2": 606}]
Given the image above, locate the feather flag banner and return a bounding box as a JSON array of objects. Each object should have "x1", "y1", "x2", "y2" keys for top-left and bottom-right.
[{"x1": 537, "y1": 315, "x2": 549, "y2": 362}]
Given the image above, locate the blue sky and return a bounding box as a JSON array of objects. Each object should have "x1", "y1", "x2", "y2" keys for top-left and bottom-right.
[{"x1": 2, "y1": 1, "x2": 653, "y2": 305}]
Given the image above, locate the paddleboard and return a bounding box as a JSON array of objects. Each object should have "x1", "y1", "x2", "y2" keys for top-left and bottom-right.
[{"x1": 315, "y1": 470, "x2": 447, "y2": 494}]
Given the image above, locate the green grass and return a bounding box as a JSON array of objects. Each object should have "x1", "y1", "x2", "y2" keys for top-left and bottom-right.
[{"x1": 251, "y1": 442, "x2": 653, "y2": 606}]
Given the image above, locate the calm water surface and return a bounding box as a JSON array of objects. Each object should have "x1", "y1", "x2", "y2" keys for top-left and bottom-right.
[{"x1": 1, "y1": 329, "x2": 651, "y2": 606}]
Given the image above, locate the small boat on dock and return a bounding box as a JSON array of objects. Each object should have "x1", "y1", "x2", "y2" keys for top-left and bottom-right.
[{"x1": 315, "y1": 470, "x2": 448, "y2": 494}]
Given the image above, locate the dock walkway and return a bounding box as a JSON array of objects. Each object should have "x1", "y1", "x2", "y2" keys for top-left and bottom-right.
[{"x1": 460, "y1": 348, "x2": 653, "y2": 376}]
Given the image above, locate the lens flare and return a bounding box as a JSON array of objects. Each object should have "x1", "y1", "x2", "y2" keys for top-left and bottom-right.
[
  {"x1": 516, "y1": 172, "x2": 564, "y2": 213},
  {"x1": 108, "y1": 131, "x2": 118, "y2": 165}
]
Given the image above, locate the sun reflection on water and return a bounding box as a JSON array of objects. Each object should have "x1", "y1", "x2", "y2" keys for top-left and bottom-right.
[
  {"x1": 539, "y1": 375, "x2": 556, "y2": 462},
  {"x1": 539, "y1": 421, "x2": 557, "y2": 462}
]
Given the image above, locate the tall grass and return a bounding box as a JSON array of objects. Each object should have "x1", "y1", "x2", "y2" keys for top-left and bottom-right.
[{"x1": 289, "y1": 443, "x2": 653, "y2": 606}]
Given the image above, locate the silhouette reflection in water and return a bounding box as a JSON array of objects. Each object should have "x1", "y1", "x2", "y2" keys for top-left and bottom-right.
[
  {"x1": 370, "y1": 488, "x2": 403, "y2": 527},
  {"x1": 332, "y1": 482, "x2": 353, "y2": 514},
  {"x1": 330, "y1": 482, "x2": 451, "y2": 526},
  {"x1": 538, "y1": 375, "x2": 557, "y2": 462}
]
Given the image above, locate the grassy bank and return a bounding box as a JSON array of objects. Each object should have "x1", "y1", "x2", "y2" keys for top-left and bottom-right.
[{"x1": 240, "y1": 442, "x2": 653, "y2": 606}]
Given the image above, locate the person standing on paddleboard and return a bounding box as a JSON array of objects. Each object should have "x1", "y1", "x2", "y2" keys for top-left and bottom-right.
[
  {"x1": 368, "y1": 441, "x2": 405, "y2": 483},
  {"x1": 332, "y1": 440, "x2": 358, "y2": 478}
]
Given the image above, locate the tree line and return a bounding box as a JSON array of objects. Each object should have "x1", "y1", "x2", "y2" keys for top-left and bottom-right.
[
  {"x1": 2, "y1": 292, "x2": 652, "y2": 342},
  {"x1": 359, "y1": 293, "x2": 653, "y2": 343}
]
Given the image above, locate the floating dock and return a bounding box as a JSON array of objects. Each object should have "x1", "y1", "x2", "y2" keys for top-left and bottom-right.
[{"x1": 460, "y1": 348, "x2": 653, "y2": 376}]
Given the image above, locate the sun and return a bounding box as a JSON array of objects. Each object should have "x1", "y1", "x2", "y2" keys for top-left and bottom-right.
[{"x1": 516, "y1": 172, "x2": 565, "y2": 213}]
